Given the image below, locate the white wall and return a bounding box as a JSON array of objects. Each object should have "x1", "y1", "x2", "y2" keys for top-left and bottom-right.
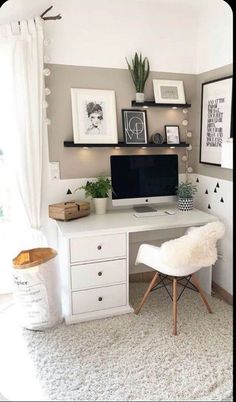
[
  {"x1": 1, "y1": 0, "x2": 232, "y2": 74},
  {"x1": 1, "y1": 0, "x2": 232, "y2": 73},
  {"x1": 196, "y1": 0, "x2": 233, "y2": 73},
  {"x1": 193, "y1": 174, "x2": 233, "y2": 295},
  {"x1": 43, "y1": 0, "x2": 200, "y2": 73}
]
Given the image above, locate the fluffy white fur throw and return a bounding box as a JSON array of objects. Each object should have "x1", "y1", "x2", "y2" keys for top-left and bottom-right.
[{"x1": 160, "y1": 221, "x2": 225, "y2": 269}]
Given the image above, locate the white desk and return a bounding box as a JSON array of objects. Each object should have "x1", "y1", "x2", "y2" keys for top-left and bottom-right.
[{"x1": 57, "y1": 208, "x2": 217, "y2": 324}]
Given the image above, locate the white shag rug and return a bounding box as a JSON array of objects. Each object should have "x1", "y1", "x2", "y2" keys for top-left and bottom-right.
[{"x1": 8, "y1": 284, "x2": 234, "y2": 401}]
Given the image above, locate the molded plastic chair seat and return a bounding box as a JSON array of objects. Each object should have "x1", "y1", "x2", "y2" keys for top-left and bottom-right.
[{"x1": 136, "y1": 244, "x2": 201, "y2": 277}]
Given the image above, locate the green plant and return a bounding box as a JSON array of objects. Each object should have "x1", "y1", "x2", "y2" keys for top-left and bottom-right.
[
  {"x1": 78, "y1": 177, "x2": 112, "y2": 199},
  {"x1": 177, "y1": 181, "x2": 197, "y2": 199},
  {"x1": 126, "y1": 52, "x2": 150, "y2": 93}
]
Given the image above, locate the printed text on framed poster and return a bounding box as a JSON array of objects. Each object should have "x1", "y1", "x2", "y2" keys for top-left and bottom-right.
[{"x1": 200, "y1": 76, "x2": 232, "y2": 166}]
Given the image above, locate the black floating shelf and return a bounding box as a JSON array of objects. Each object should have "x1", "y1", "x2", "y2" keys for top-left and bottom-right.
[
  {"x1": 131, "y1": 100, "x2": 191, "y2": 108},
  {"x1": 64, "y1": 141, "x2": 188, "y2": 148}
]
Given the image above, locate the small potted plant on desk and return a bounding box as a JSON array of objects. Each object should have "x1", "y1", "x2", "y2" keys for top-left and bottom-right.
[
  {"x1": 78, "y1": 177, "x2": 112, "y2": 215},
  {"x1": 177, "y1": 181, "x2": 197, "y2": 211}
]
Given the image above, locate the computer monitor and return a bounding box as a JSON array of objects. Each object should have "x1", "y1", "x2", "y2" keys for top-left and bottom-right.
[{"x1": 111, "y1": 154, "x2": 178, "y2": 207}]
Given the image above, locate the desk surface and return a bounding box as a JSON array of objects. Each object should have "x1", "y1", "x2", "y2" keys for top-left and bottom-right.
[{"x1": 57, "y1": 208, "x2": 217, "y2": 238}]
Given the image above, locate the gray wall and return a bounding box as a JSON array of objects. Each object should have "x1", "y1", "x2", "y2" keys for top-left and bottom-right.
[
  {"x1": 195, "y1": 64, "x2": 233, "y2": 181},
  {"x1": 46, "y1": 63, "x2": 232, "y2": 181},
  {"x1": 46, "y1": 65, "x2": 197, "y2": 179}
]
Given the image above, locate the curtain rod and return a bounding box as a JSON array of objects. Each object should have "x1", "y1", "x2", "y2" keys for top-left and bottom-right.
[{"x1": 40, "y1": 5, "x2": 62, "y2": 21}]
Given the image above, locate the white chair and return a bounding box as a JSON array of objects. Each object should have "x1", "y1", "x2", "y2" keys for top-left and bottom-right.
[{"x1": 134, "y1": 221, "x2": 225, "y2": 335}]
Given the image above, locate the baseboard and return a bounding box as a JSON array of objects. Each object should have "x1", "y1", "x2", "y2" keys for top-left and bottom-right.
[
  {"x1": 129, "y1": 271, "x2": 155, "y2": 282},
  {"x1": 212, "y1": 281, "x2": 233, "y2": 305}
]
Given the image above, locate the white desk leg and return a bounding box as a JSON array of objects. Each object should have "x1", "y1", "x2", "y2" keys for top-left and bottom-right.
[
  {"x1": 194, "y1": 266, "x2": 212, "y2": 295},
  {"x1": 127, "y1": 233, "x2": 134, "y2": 312}
]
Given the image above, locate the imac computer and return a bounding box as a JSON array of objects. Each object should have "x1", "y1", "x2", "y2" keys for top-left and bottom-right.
[{"x1": 110, "y1": 154, "x2": 178, "y2": 215}]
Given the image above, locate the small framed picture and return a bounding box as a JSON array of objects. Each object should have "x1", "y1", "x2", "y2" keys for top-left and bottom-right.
[
  {"x1": 122, "y1": 109, "x2": 148, "y2": 144},
  {"x1": 200, "y1": 76, "x2": 233, "y2": 166},
  {"x1": 153, "y1": 79, "x2": 186, "y2": 104},
  {"x1": 71, "y1": 88, "x2": 118, "y2": 144},
  {"x1": 165, "y1": 125, "x2": 180, "y2": 144}
]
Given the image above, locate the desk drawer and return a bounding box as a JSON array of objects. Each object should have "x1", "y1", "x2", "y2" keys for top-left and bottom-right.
[
  {"x1": 70, "y1": 233, "x2": 126, "y2": 263},
  {"x1": 72, "y1": 284, "x2": 127, "y2": 314},
  {"x1": 71, "y1": 259, "x2": 126, "y2": 290}
]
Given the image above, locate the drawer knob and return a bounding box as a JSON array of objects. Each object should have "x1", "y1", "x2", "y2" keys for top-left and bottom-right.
[
  {"x1": 98, "y1": 271, "x2": 103, "y2": 276},
  {"x1": 97, "y1": 245, "x2": 102, "y2": 250},
  {"x1": 98, "y1": 297, "x2": 103, "y2": 302}
]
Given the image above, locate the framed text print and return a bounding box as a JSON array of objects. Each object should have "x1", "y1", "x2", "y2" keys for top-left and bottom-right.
[
  {"x1": 71, "y1": 88, "x2": 118, "y2": 144},
  {"x1": 122, "y1": 109, "x2": 148, "y2": 144},
  {"x1": 200, "y1": 76, "x2": 233, "y2": 166}
]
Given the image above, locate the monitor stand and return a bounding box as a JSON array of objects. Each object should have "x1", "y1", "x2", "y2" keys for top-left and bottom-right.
[
  {"x1": 133, "y1": 205, "x2": 164, "y2": 217},
  {"x1": 133, "y1": 205, "x2": 157, "y2": 213}
]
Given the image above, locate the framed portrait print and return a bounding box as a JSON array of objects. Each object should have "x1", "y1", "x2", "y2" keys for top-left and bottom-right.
[
  {"x1": 165, "y1": 125, "x2": 180, "y2": 144},
  {"x1": 200, "y1": 76, "x2": 233, "y2": 166},
  {"x1": 122, "y1": 109, "x2": 148, "y2": 144},
  {"x1": 71, "y1": 88, "x2": 118, "y2": 144},
  {"x1": 153, "y1": 79, "x2": 186, "y2": 104}
]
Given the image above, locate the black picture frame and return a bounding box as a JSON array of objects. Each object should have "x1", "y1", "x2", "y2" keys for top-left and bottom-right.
[
  {"x1": 122, "y1": 109, "x2": 148, "y2": 144},
  {"x1": 164, "y1": 125, "x2": 180, "y2": 145},
  {"x1": 199, "y1": 75, "x2": 233, "y2": 166}
]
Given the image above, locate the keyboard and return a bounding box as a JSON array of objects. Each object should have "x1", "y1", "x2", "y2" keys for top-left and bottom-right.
[{"x1": 134, "y1": 206, "x2": 157, "y2": 213}]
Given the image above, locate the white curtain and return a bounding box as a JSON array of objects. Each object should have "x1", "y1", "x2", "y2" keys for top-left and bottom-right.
[{"x1": 0, "y1": 18, "x2": 47, "y2": 292}]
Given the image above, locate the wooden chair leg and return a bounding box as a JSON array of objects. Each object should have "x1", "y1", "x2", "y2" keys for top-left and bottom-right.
[
  {"x1": 191, "y1": 274, "x2": 213, "y2": 314},
  {"x1": 135, "y1": 272, "x2": 159, "y2": 315},
  {"x1": 172, "y1": 278, "x2": 178, "y2": 336}
]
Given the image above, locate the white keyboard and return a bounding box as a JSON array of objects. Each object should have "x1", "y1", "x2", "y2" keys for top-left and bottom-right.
[{"x1": 134, "y1": 210, "x2": 167, "y2": 218}]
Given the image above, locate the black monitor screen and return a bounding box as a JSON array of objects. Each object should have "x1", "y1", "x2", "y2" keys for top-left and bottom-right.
[{"x1": 111, "y1": 154, "x2": 178, "y2": 199}]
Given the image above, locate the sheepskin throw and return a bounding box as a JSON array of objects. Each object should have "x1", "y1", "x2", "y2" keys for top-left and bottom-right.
[{"x1": 160, "y1": 221, "x2": 225, "y2": 269}]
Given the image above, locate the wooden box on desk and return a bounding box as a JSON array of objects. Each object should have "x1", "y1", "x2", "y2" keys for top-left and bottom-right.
[{"x1": 49, "y1": 201, "x2": 90, "y2": 221}]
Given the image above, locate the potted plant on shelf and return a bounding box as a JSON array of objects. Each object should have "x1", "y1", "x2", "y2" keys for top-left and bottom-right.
[
  {"x1": 126, "y1": 52, "x2": 150, "y2": 103},
  {"x1": 78, "y1": 177, "x2": 112, "y2": 215},
  {"x1": 177, "y1": 181, "x2": 197, "y2": 211}
]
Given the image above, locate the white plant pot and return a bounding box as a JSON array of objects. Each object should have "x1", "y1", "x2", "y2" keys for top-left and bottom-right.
[
  {"x1": 178, "y1": 197, "x2": 193, "y2": 211},
  {"x1": 93, "y1": 198, "x2": 108, "y2": 215},
  {"x1": 136, "y1": 92, "x2": 144, "y2": 103}
]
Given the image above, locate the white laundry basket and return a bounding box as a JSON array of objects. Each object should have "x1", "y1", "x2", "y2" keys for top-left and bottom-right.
[{"x1": 12, "y1": 248, "x2": 62, "y2": 330}]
